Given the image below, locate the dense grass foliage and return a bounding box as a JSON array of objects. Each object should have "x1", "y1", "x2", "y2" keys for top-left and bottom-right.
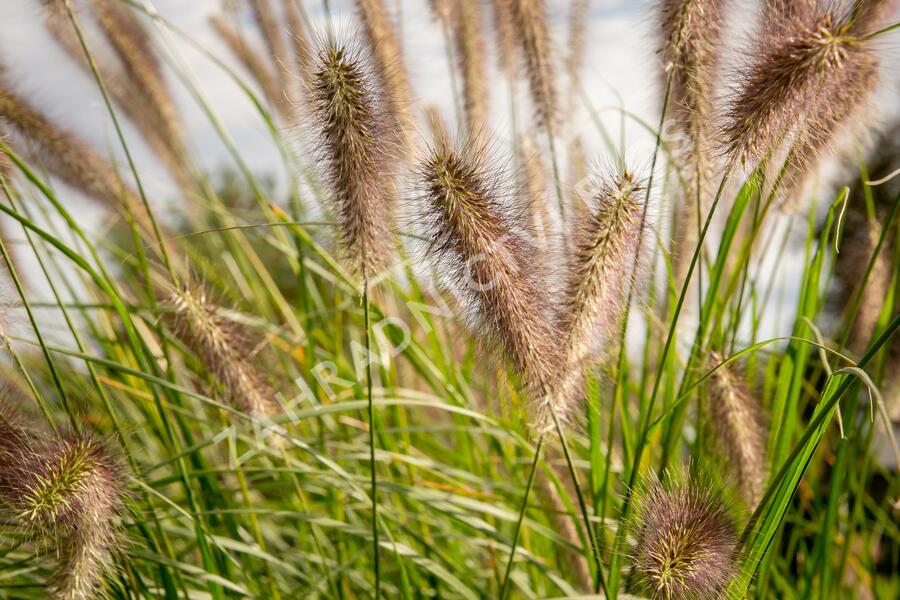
[{"x1": 0, "y1": 0, "x2": 899, "y2": 598}]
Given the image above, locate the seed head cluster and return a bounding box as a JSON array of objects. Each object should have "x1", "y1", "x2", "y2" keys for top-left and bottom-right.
[
  {"x1": 660, "y1": 0, "x2": 726, "y2": 187},
  {"x1": 165, "y1": 285, "x2": 279, "y2": 420},
  {"x1": 419, "y1": 139, "x2": 561, "y2": 401},
  {"x1": 560, "y1": 170, "x2": 646, "y2": 369},
  {"x1": 631, "y1": 468, "x2": 738, "y2": 600},
  {"x1": 507, "y1": 0, "x2": 557, "y2": 134}
]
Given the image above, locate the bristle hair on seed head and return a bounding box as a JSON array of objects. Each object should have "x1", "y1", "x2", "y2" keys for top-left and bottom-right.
[
  {"x1": 707, "y1": 353, "x2": 768, "y2": 507},
  {"x1": 629, "y1": 465, "x2": 739, "y2": 600},
  {"x1": 417, "y1": 137, "x2": 561, "y2": 410},
  {"x1": 720, "y1": 1, "x2": 879, "y2": 193},
  {"x1": 306, "y1": 38, "x2": 400, "y2": 277},
  {"x1": 164, "y1": 284, "x2": 279, "y2": 420}
]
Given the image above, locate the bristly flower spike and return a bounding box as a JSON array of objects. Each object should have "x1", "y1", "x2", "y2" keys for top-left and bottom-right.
[
  {"x1": 707, "y1": 354, "x2": 767, "y2": 507},
  {"x1": 659, "y1": 0, "x2": 728, "y2": 187},
  {"x1": 309, "y1": 41, "x2": 400, "y2": 276},
  {"x1": 418, "y1": 139, "x2": 560, "y2": 409},
  {"x1": 0, "y1": 431, "x2": 126, "y2": 600},
  {"x1": 721, "y1": 1, "x2": 880, "y2": 195},
  {"x1": 558, "y1": 168, "x2": 646, "y2": 371},
  {"x1": 630, "y1": 466, "x2": 739, "y2": 600},
  {"x1": 507, "y1": 0, "x2": 557, "y2": 135},
  {"x1": 165, "y1": 285, "x2": 279, "y2": 420}
]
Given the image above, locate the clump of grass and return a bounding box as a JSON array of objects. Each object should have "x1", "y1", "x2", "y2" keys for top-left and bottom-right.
[{"x1": 1, "y1": 1, "x2": 899, "y2": 597}]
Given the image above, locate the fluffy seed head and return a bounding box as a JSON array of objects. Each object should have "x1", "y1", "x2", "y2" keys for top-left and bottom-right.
[
  {"x1": 418, "y1": 139, "x2": 560, "y2": 404},
  {"x1": 659, "y1": 0, "x2": 726, "y2": 188},
  {"x1": 566, "y1": 0, "x2": 589, "y2": 103},
  {"x1": 354, "y1": 0, "x2": 414, "y2": 145},
  {"x1": 508, "y1": 0, "x2": 557, "y2": 134},
  {"x1": 0, "y1": 79, "x2": 158, "y2": 238},
  {"x1": 165, "y1": 285, "x2": 278, "y2": 419},
  {"x1": 707, "y1": 355, "x2": 767, "y2": 507},
  {"x1": 91, "y1": 0, "x2": 185, "y2": 155},
  {"x1": 721, "y1": 3, "x2": 879, "y2": 179},
  {"x1": 40, "y1": 7, "x2": 193, "y2": 196},
  {"x1": 559, "y1": 168, "x2": 646, "y2": 369},
  {"x1": 309, "y1": 42, "x2": 399, "y2": 276},
  {"x1": 490, "y1": 0, "x2": 517, "y2": 78},
  {"x1": 630, "y1": 467, "x2": 739, "y2": 600},
  {"x1": 0, "y1": 431, "x2": 125, "y2": 600},
  {"x1": 453, "y1": 0, "x2": 489, "y2": 135}
]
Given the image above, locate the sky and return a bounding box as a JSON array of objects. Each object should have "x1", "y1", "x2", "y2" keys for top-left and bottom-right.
[{"x1": 0, "y1": 0, "x2": 898, "y2": 341}]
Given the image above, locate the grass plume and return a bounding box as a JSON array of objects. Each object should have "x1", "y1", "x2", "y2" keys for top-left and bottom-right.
[
  {"x1": 452, "y1": 0, "x2": 488, "y2": 136},
  {"x1": 308, "y1": 41, "x2": 399, "y2": 276},
  {"x1": 0, "y1": 78, "x2": 157, "y2": 237},
  {"x1": 490, "y1": 0, "x2": 517, "y2": 79},
  {"x1": 90, "y1": 0, "x2": 185, "y2": 160},
  {"x1": 630, "y1": 466, "x2": 738, "y2": 600},
  {"x1": 558, "y1": 169, "x2": 646, "y2": 369},
  {"x1": 354, "y1": 0, "x2": 414, "y2": 143},
  {"x1": 164, "y1": 285, "x2": 279, "y2": 420},
  {"x1": 418, "y1": 138, "x2": 560, "y2": 406},
  {"x1": 0, "y1": 429, "x2": 125, "y2": 600},
  {"x1": 508, "y1": 0, "x2": 557, "y2": 134},
  {"x1": 721, "y1": 1, "x2": 879, "y2": 192},
  {"x1": 707, "y1": 355, "x2": 767, "y2": 507}
]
